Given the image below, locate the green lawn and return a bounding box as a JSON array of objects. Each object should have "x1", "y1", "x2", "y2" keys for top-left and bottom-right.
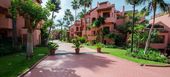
[
  {"x1": 0, "y1": 47, "x2": 49, "y2": 77},
  {"x1": 85, "y1": 45, "x2": 166, "y2": 65}
]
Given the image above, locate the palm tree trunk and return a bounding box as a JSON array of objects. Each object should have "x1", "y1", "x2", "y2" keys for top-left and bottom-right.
[
  {"x1": 12, "y1": 19, "x2": 18, "y2": 49},
  {"x1": 90, "y1": 4, "x2": 92, "y2": 10},
  {"x1": 84, "y1": 6, "x2": 87, "y2": 13},
  {"x1": 131, "y1": 4, "x2": 136, "y2": 52},
  {"x1": 101, "y1": 26, "x2": 104, "y2": 43},
  {"x1": 46, "y1": 11, "x2": 55, "y2": 45},
  {"x1": 61, "y1": 25, "x2": 63, "y2": 40},
  {"x1": 75, "y1": 9, "x2": 77, "y2": 21},
  {"x1": 27, "y1": 31, "x2": 33, "y2": 58},
  {"x1": 144, "y1": 3, "x2": 157, "y2": 54}
]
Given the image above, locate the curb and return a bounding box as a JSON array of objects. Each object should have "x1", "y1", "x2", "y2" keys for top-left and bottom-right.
[
  {"x1": 140, "y1": 64, "x2": 170, "y2": 67},
  {"x1": 18, "y1": 55, "x2": 48, "y2": 77}
]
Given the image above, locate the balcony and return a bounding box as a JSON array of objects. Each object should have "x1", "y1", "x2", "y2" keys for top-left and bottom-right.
[
  {"x1": 88, "y1": 36, "x2": 97, "y2": 41},
  {"x1": 116, "y1": 19, "x2": 124, "y2": 25},
  {"x1": 0, "y1": 14, "x2": 12, "y2": 29},
  {"x1": 105, "y1": 17, "x2": 116, "y2": 23}
]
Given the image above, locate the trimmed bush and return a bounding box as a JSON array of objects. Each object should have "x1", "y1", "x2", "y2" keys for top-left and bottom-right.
[
  {"x1": 78, "y1": 37, "x2": 86, "y2": 44},
  {"x1": 127, "y1": 49, "x2": 169, "y2": 63},
  {"x1": 104, "y1": 45, "x2": 117, "y2": 48}
]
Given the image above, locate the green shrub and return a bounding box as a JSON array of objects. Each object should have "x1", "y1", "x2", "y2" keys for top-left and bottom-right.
[
  {"x1": 78, "y1": 37, "x2": 86, "y2": 44},
  {"x1": 72, "y1": 38, "x2": 82, "y2": 48},
  {"x1": 105, "y1": 45, "x2": 117, "y2": 48},
  {"x1": 95, "y1": 43, "x2": 105, "y2": 48},
  {"x1": 48, "y1": 42, "x2": 59, "y2": 50},
  {"x1": 127, "y1": 49, "x2": 169, "y2": 63},
  {"x1": 85, "y1": 42, "x2": 92, "y2": 46}
]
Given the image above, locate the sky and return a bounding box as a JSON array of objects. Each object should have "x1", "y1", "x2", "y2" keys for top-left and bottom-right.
[{"x1": 42, "y1": 0, "x2": 170, "y2": 24}]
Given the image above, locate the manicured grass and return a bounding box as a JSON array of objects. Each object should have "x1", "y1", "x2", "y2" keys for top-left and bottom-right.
[
  {"x1": 85, "y1": 45, "x2": 166, "y2": 65},
  {"x1": 0, "y1": 47, "x2": 49, "y2": 77}
]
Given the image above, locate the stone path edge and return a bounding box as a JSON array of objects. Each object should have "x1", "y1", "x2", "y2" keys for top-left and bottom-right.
[
  {"x1": 18, "y1": 55, "x2": 49, "y2": 77},
  {"x1": 141, "y1": 64, "x2": 170, "y2": 67}
]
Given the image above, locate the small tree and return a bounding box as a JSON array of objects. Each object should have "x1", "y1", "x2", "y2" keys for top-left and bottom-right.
[{"x1": 15, "y1": 0, "x2": 50, "y2": 58}]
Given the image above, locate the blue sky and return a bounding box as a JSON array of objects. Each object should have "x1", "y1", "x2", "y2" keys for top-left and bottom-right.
[{"x1": 42, "y1": 0, "x2": 170, "y2": 23}]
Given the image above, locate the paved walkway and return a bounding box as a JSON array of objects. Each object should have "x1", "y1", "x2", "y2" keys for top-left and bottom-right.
[{"x1": 24, "y1": 41, "x2": 170, "y2": 77}]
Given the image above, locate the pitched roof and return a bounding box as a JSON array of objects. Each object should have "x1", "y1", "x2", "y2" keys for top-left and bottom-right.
[{"x1": 150, "y1": 14, "x2": 170, "y2": 28}]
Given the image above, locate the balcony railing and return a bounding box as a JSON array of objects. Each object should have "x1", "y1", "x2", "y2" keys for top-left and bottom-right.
[
  {"x1": 88, "y1": 36, "x2": 97, "y2": 41},
  {"x1": 105, "y1": 17, "x2": 116, "y2": 23}
]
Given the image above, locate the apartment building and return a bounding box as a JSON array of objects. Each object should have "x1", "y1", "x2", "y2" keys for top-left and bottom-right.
[
  {"x1": 68, "y1": 1, "x2": 126, "y2": 44},
  {"x1": 148, "y1": 14, "x2": 170, "y2": 51},
  {"x1": 0, "y1": 0, "x2": 43, "y2": 46}
]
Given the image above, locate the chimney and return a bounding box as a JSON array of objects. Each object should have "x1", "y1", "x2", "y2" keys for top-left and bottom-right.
[
  {"x1": 122, "y1": 5, "x2": 125, "y2": 16},
  {"x1": 97, "y1": 2, "x2": 99, "y2": 7}
]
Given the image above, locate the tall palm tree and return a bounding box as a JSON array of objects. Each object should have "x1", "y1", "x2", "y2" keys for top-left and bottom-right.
[
  {"x1": 144, "y1": 0, "x2": 169, "y2": 54},
  {"x1": 79, "y1": 0, "x2": 93, "y2": 12},
  {"x1": 63, "y1": 9, "x2": 74, "y2": 41},
  {"x1": 71, "y1": 0, "x2": 80, "y2": 21},
  {"x1": 126, "y1": 0, "x2": 144, "y2": 52},
  {"x1": 63, "y1": 9, "x2": 74, "y2": 26},
  {"x1": 56, "y1": 20, "x2": 64, "y2": 40},
  {"x1": 46, "y1": 0, "x2": 61, "y2": 44},
  {"x1": 78, "y1": 9, "x2": 87, "y2": 19}
]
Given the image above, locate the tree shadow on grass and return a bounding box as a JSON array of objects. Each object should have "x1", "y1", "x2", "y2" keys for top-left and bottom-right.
[{"x1": 100, "y1": 52, "x2": 110, "y2": 54}]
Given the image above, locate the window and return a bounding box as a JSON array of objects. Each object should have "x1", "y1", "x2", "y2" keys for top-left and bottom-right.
[
  {"x1": 76, "y1": 27, "x2": 79, "y2": 31},
  {"x1": 103, "y1": 12, "x2": 110, "y2": 18},
  {"x1": 151, "y1": 35, "x2": 165, "y2": 43},
  {"x1": 113, "y1": 23, "x2": 116, "y2": 29},
  {"x1": 85, "y1": 18, "x2": 90, "y2": 24},
  {"x1": 93, "y1": 31, "x2": 96, "y2": 35},
  {"x1": 148, "y1": 24, "x2": 164, "y2": 29}
]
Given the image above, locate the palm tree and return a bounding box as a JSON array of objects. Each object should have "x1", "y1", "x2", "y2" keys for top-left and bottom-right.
[
  {"x1": 71, "y1": 0, "x2": 80, "y2": 21},
  {"x1": 56, "y1": 20, "x2": 64, "y2": 40},
  {"x1": 78, "y1": 9, "x2": 87, "y2": 19},
  {"x1": 144, "y1": 0, "x2": 169, "y2": 54},
  {"x1": 63, "y1": 9, "x2": 74, "y2": 41},
  {"x1": 126, "y1": 0, "x2": 144, "y2": 52},
  {"x1": 79, "y1": 0, "x2": 93, "y2": 12},
  {"x1": 46, "y1": 0, "x2": 61, "y2": 44},
  {"x1": 63, "y1": 9, "x2": 74, "y2": 26},
  {"x1": 15, "y1": 0, "x2": 49, "y2": 58}
]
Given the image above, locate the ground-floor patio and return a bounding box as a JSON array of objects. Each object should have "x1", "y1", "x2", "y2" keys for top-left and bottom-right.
[{"x1": 23, "y1": 41, "x2": 170, "y2": 77}]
